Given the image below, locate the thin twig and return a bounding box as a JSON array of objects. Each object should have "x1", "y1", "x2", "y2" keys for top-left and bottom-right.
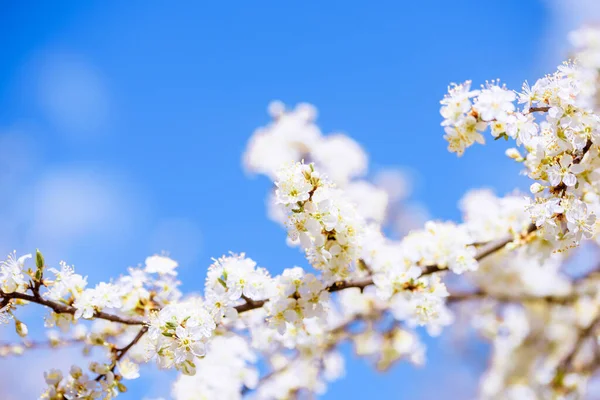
[
  {"x1": 556, "y1": 314, "x2": 600, "y2": 377},
  {"x1": 0, "y1": 337, "x2": 83, "y2": 355},
  {"x1": 447, "y1": 291, "x2": 576, "y2": 305},
  {"x1": 94, "y1": 326, "x2": 149, "y2": 382}
]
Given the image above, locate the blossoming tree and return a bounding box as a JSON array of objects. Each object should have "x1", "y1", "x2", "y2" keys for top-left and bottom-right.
[{"x1": 3, "y1": 27, "x2": 600, "y2": 400}]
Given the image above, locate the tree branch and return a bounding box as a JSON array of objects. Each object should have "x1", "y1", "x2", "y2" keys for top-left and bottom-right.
[
  {"x1": 528, "y1": 106, "x2": 551, "y2": 113},
  {"x1": 447, "y1": 291, "x2": 576, "y2": 305},
  {"x1": 235, "y1": 223, "x2": 537, "y2": 314},
  {"x1": 94, "y1": 326, "x2": 148, "y2": 382},
  {"x1": 556, "y1": 313, "x2": 600, "y2": 379},
  {"x1": 0, "y1": 290, "x2": 145, "y2": 326}
]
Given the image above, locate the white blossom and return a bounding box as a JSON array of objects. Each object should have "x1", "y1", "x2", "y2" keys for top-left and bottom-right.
[
  {"x1": 473, "y1": 84, "x2": 516, "y2": 122},
  {"x1": 0, "y1": 251, "x2": 31, "y2": 294}
]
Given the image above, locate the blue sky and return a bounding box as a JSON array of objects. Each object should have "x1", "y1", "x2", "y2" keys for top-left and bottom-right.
[{"x1": 0, "y1": 1, "x2": 593, "y2": 398}]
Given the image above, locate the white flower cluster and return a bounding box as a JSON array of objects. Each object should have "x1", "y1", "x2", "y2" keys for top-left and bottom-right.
[
  {"x1": 171, "y1": 335, "x2": 258, "y2": 400},
  {"x1": 44, "y1": 261, "x2": 88, "y2": 302},
  {"x1": 440, "y1": 81, "x2": 486, "y2": 156},
  {"x1": 403, "y1": 221, "x2": 478, "y2": 274},
  {"x1": 0, "y1": 252, "x2": 185, "y2": 396},
  {"x1": 469, "y1": 295, "x2": 600, "y2": 400},
  {"x1": 204, "y1": 253, "x2": 274, "y2": 318},
  {"x1": 455, "y1": 189, "x2": 600, "y2": 399},
  {"x1": 461, "y1": 190, "x2": 572, "y2": 298},
  {"x1": 73, "y1": 282, "x2": 122, "y2": 320},
  {"x1": 41, "y1": 363, "x2": 128, "y2": 400},
  {"x1": 364, "y1": 222, "x2": 473, "y2": 334},
  {"x1": 265, "y1": 267, "x2": 329, "y2": 335},
  {"x1": 366, "y1": 220, "x2": 477, "y2": 285},
  {"x1": 520, "y1": 63, "x2": 599, "y2": 248},
  {"x1": 147, "y1": 298, "x2": 216, "y2": 375},
  {"x1": 42, "y1": 256, "x2": 181, "y2": 329},
  {"x1": 441, "y1": 26, "x2": 600, "y2": 399},
  {"x1": 274, "y1": 162, "x2": 364, "y2": 280},
  {"x1": 441, "y1": 36, "x2": 600, "y2": 249},
  {"x1": 0, "y1": 251, "x2": 31, "y2": 294},
  {"x1": 388, "y1": 274, "x2": 452, "y2": 336}
]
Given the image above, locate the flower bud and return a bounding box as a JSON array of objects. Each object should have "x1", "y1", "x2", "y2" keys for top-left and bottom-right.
[
  {"x1": 44, "y1": 369, "x2": 63, "y2": 385},
  {"x1": 15, "y1": 320, "x2": 28, "y2": 338},
  {"x1": 35, "y1": 249, "x2": 45, "y2": 281},
  {"x1": 530, "y1": 182, "x2": 544, "y2": 194},
  {"x1": 70, "y1": 365, "x2": 83, "y2": 378},
  {"x1": 505, "y1": 148, "x2": 524, "y2": 161}
]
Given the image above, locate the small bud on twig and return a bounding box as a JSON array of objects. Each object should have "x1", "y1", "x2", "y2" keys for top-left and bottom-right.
[
  {"x1": 35, "y1": 249, "x2": 45, "y2": 282},
  {"x1": 15, "y1": 320, "x2": 28, "y2": 338}
]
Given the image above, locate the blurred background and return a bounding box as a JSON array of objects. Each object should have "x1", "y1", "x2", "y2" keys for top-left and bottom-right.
[{"x1": 0, "y1": 0, "x2": 598, "y2": 398}]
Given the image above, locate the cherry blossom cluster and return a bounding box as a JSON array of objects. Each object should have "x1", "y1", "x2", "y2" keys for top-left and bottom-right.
[
  {"x1": 41, "y1": 362, "x2": 137, "y2": 400},
  {"x1": 1, "y1": 251, "x2": 32, "y2": 296},
  {"x1": 147, "y1": 298, "x2": 215, "y2": 375},
  {"x1": 204, "y1": 253, "x2": 274, "y2": 320},
  {"x1": 171, "y1": 335, "x2": 258, "y2": 399},
  {"x1": 274, "y1": 162, "x2": 364, "y2": 280},
  {"x1": 441, "y1": 40, "x2": 600, "y2": 250},
  {"x1": 364, "y1": 222, "x2": 475, "y2": 335},
  {"x1": 264, "y1": 267, "x2": 330, "y2": 335},
  {"x1": 439, "y1": 26, "x2": 600, "y2": 399}
]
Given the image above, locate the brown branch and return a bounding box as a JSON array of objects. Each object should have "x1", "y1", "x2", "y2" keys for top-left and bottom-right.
[
  {"x1": 448, "y1": 291, "x2": 575, "y2": 305},
  {"x1": 556, "y1": 314, "x2": 600, "y2": 377},
  {"x1": 0, "y1": 290, "x2": 145, "y2": 326},
  {"x1": 2, "y1": 223, "x2": 539, "y2": 327},
  {"x1": 235, "y1": 297, "x2": 267, "y2": 313},
  {"x1": 574, "y1": 139, "x2": 593, "y2": 164},
  {"x1": 550, "y1": 314, "x2": 600, "y2": 393},
  {"x1": 94, "y1": 326, "x2": 148, "y2": 382},
  {"x1": 235, "y1": 224, "x2": 537, "y2": 314},
  {"x1": 528, "y1": 106, "x2": 551, "y2": 113}
]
